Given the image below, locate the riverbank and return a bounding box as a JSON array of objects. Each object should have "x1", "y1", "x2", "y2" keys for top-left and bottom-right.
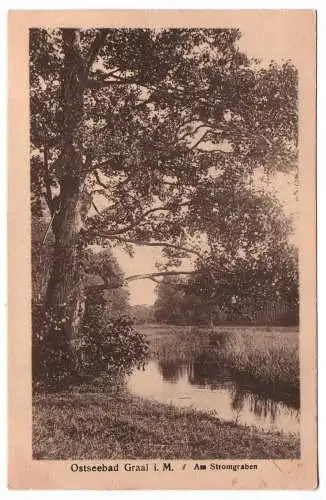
[
  {"x1": 33, "y1": 383, "x2": 300, "y2": 460},
  {"x1": 142, "y1": 325, "x2": 299, "y2": 406}
]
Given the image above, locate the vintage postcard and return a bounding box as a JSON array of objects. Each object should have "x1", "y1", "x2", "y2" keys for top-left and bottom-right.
[{"x1": 8, "y1": 10, "x2": 317, "y2": 489}]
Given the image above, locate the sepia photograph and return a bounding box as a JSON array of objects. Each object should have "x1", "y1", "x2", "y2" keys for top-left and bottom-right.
[{"x1": 7, "y1": 9, "x2": 317, "y2": 490}]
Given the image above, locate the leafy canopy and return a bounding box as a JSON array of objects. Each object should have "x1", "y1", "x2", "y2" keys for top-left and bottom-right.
[{"x1": 30, "y1": 28, "x2": 298, "y2": 286}]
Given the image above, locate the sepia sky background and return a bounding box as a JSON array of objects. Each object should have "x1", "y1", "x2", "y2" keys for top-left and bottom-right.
[{"x1": 113, "y1": 26, "x2": 299, "y2": 306}]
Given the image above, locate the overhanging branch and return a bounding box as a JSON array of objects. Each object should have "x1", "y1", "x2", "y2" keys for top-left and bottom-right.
[
  {"x1": 126, "y1": 271, "x2": 198, "y2": 283},
  {"x1": 87, "y1": 270, "x2": 198, "y2": 291},
  {"x1": 89, "y1": 234, "x2": 206, "y2": 263}
]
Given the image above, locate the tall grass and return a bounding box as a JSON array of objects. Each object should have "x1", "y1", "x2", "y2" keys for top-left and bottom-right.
[
  {"x1": 208, "y1": 329, "x2": 299, "y2": 403},
  {"x1": 140, "y1": 325, "x2": 299, "y2": 405}
]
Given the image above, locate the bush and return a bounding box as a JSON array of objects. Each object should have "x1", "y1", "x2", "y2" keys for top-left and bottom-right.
[
  {"x1": 75, "y1": 313, "x2": 150, "y2": 378},
  {"x1": 32, "y1": 297, "x2": 150, "y2": 388},
  {"x1": 32, "y1": 303, "x2": 72, "y2": 388}
]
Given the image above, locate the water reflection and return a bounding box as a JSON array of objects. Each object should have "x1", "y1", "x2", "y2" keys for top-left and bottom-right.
[
  {"x1": 157, "y1": 359, "x2": 186, "y2": 383},
  {"x1": 128, "y1": 354, "x2": 300, "y2": 435}
]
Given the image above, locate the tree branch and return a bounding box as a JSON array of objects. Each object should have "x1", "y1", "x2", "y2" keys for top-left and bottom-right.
[
  {"x1": 92, "y1": 170, "x2": 132, "y2": 195},
  {"x1": 86, "y1": 77, "x2": 190, "y2": 106},
  {"x1": 177, "y1": 123, "x2": 209, "y2": 142},
  {"x1": 91, "y1": 188, "x2": 112, "y2": 198},
  {"x1": 84, "y1": 29, "x2": 109, "y2": 78},
  {"x1": 90, "y1": 234, "x2": 205, "y2": 263},
  {"x1": 103, "y1": 202, "x2": 189, "y2": 236},
  {"x1": 125, "y1": 271, "x2": 198, "y2": 283},
  {"x1": 42, "y1": 137, "x2": 53, "y2": 212},
  {"x1": 134, "y1": 96, "x2": 157, "y2": 109},
  {"x1": 93, "y1": 169, "x2": 110, "y2": 189},
  {"x1": 188, "y1": 130, "x2": 210, "y2": 150},
  {"x1": 91, "y1": 201, "x2": 101, "y2": 215},
  {"x1": 86, "y1": 77, "x2": 138, "y2": 89},
  {"x1": 87, "y1": 270, "x2": 198, "y2": 291}
]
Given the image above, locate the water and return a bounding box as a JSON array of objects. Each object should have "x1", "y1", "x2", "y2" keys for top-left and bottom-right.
[{"x1": 128, "y1": 356, "x2": 299, "y2": 435}]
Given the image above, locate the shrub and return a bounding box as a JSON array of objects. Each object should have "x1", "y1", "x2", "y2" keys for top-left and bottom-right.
[
  {"x1": 32, "y1": 297, "x2": 150, "y2": 388},
  {"x1": 73, "y1": 291, "x2": 149, "y2": 379},
  {"x1": 32, "y1": 303, "x2": 72, "y2": 388},
  {"x1": 75, "y1": 313, "x2": 150, "y2": 378}
]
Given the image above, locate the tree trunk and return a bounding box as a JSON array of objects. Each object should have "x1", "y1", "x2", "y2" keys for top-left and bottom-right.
[
  {"x1": 45, "y1": 181, "x2": 90, "y2": 341},
  {"x1": 45, "y1": 29, "x2": 87, "y2": 343}
]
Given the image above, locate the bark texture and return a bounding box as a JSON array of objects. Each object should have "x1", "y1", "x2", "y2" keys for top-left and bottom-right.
[{"x1": 45, "y1": 29, "x2": 88, "y2": 342}]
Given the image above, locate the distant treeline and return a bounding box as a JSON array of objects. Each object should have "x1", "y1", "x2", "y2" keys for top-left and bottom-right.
[
  {"x1": 131, "y1": 301, "x2": 298, "y2": 327},
  {"x1": 149, "y1": 270, "x2": 299, "y2": 327},
  {"x1": 33, "y1": 216, "x2": 298, "y2": 329}
]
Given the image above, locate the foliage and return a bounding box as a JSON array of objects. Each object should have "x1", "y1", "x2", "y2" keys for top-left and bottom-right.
[
  {"x1": 82, "y1": 247, "x2": 131, "y2": 317},
  {"x1": 30, "y1": 28, "x2": 298, "y2": 266},
  {"x1": 30, "y1": 28, "x2": 299, "y2": 375},
  {"x1": 153, "y1": 239, "x2": 299, "y2": 325},
  {"x1": 32, "y1": 300, "x2": 150, "y2": 385},
  {"x1": 32, "y1": 220, "x2": 131, "y2": 316},
  {"x1": 32, "y1": 238, "x2": 148, "y2": 385},
  {"x1": 32, "y1": 304, "x2": 72, "y2": 387},
  {"x1": 188, "y1": 241, "x2": 299, "y2": 322},
  {"x1": 130, "y1": 304, "x2": 155, "y2": 324},
  {"x1": 75, "y1": 291, "x2": 149, "y2": 378},
  {"x1": 154, "y1": 276, "x2": 218, "y2": 325}
]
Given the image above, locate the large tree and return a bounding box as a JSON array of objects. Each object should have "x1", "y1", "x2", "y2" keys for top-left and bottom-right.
[{"x1": 30, "y1": 28, "x2": 298, "y2": 347}]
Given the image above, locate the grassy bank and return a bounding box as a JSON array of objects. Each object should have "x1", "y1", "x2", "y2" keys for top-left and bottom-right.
[
  {"x1": 33, "y1": 383, "x2": 300, "y2": 460},
  {"x1": 141, "y1": 325, "x2": 299, "y2": 405},
  {"x1": 208, "y1": 328, "x2": 299, "y2": 403}
]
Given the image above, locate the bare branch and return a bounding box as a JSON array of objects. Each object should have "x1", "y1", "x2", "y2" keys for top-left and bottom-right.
[
  {"x1": 125, "y1": 271, "x2": 198, "y2": 282},
  {"x1": 134, "y1": 96, "x2": 157, "y2": 109},
  {"x1": 91, "y1": 155, "x2": 123, "y2": 171},
  {"x1": 92, "y1": 170, "x2": 132, "y2": 195},
  {"x1": 84, "y1": 151, "x2": 93, "y2": 170},
  {"x1": 94, "y1": 169, "x2": 110, "y2": 189},
  {"x1": 86, "y1": 77, "x2": 191, "y2": 107},
  {"x1": 91, "y1": 201, "x2": 101, "y2": 215},
  {"x1": 163, "y1": 180, "x2": 179, "y2": 186},
  {"x1": 177, "y1": 123, "x2": 209, "y2": 142},
  {"x1": 261, "y1": 134, "x2": 273, "y2": 147},
  {"x1": 87, "y1": 270, "x2": 198, "y2": 290},
  {"x1": 188, "y1": 130, "x2": 210, "y2": 150},
  {"x1": 148, "y1": 276, "x2": 161, "y2": 284},
  {"x1": 198, "y1": 147, "x2": 233, "y2": 154},
  {"x1": 89, "y1": 234, "x2": 206, "y2": 263}
]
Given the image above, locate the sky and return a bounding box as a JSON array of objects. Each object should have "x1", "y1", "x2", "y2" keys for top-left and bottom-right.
[{"x1": 113, "y1": 27, "x2": 299, "y2": 306}]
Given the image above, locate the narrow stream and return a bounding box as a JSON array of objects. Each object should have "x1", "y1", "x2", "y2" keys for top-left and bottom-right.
[{"x1": 128, "y1": 358, "x2": 299, "y2": 435}]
